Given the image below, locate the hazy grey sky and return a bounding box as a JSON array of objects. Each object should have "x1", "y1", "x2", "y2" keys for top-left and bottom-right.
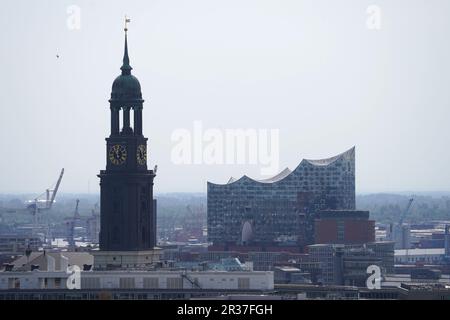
[{"x1": 1, "y1": 0, "x2": 450, "y2": 194}]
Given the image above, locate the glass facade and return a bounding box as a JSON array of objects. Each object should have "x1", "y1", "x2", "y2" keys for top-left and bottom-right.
[{"x1": 207, "y1": 147, "x2": 355, "y2": 248}]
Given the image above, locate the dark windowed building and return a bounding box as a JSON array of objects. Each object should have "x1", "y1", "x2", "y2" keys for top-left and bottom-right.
[{"x1": 207, "y1": 147, "x2": 355, "y2": 249}]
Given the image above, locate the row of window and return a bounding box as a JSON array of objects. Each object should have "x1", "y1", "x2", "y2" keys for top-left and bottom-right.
[{"x1": 3, "y1": 277, "x2": 252, "y2": 290}]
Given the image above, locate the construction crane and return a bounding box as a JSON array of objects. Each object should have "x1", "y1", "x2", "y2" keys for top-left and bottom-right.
[
  {"x1": 24, "y1": 168, "x2": 64, "y2": 226},
  {"x1": 0, "y1": 168, "x2": 64, "y2": 223},
  {"x1": 46, "y1": 168, "x2": 64, "y2": 210},
  {"x1": 85, "y1": 203, "x2": 100, "y2": 243},
  {"x1": 398, "y1": 198, "x2": 414, "y2": 226},
  {"x1": 65, "y1": 200, "x2": 102, "y2": 249},
  {"x1": 389, "y1": 197, "x2": 414, "y2": 249},
  {"x1": 27, "y1": 168, "x2": 64, "y2": 212},
  {"x1": 66, "y1": 199, "x2": 80, "y2": 250}
]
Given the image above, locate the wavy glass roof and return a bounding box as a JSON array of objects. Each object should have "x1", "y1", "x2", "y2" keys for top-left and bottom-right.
[{"x1": 209, "y1": 147, "x2": 355, "y2": 186}]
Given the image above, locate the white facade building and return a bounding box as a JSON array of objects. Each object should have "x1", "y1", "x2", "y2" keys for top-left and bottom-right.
[
  {"x1": 394, "y1": 248, "x2": 445, "y2": 264},
  {"x1": 0, "y1": 270, "x2": 273, "y2": 291}
]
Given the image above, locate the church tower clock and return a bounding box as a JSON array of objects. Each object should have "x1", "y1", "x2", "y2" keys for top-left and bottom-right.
[{"x1": 95, "y1": 20, "x2": 159, "y2": 269}]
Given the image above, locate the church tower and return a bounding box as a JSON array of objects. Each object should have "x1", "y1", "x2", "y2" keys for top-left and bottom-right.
[{"x1": 95, "y1": 21, "x2": 159, "y2": 269}]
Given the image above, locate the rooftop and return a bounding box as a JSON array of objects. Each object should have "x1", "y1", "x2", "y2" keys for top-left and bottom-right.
[{"x1": 210, "y1": 147, "x2": 355, "y2": 186}]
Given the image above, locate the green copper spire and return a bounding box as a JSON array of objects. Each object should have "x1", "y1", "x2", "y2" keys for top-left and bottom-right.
[{"x1": 121, "y1": 17, "x2": 132, "y2": 75}]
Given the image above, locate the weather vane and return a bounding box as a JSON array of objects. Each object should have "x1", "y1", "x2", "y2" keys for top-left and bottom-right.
[{"x1": 124, "y1": 15, "x2": 131, "y2": 33}]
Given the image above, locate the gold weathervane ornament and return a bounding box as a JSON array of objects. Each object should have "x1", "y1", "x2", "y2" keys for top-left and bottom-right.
[{"x1": 124, "y1": 15, "x2": 131, "y2": 33}]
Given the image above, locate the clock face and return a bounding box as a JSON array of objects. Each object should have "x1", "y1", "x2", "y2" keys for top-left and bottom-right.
[
  {"x1": 137, "y1": 144, "x2": 147, "y2": 165},
  {"x1": 109, "y1": 145, "x2": 127, "y2": 165}
]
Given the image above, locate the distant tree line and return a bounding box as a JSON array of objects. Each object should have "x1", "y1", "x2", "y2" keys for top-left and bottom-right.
[{"x1": 356, "y1": 193, "x2": 450, "y2": 224}]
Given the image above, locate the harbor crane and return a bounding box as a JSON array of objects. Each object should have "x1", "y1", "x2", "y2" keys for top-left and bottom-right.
[
  {"x1": 0, "y1": 168, "x2": 64, "y2": 224},
  {"x1": 27, "y1": 168, "x2": 65, "y2": 214},
  {"x1": 389, "y1": 197, "x2": 414, "y2": 249},
  {"x1": 66, "y1": 199, "x2": 80, "y2": 249},
  {"x1": 398, "y1": 198, "x2": 414, "y2": 226}
]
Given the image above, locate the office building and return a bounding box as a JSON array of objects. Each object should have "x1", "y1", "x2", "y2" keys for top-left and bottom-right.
[
  {"x1": 307, "y1": 242, "x2": 394, "y2": 285},
  {"x1": 314, "y1": 210, "x2": 375, "y2": 245}
]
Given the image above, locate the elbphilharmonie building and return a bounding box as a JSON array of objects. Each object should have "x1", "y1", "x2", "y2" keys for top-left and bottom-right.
[{"x1": 207, "y1": 147, "x2": 356, "y2": 249}]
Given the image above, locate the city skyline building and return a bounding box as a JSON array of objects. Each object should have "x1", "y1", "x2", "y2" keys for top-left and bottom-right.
[
  {"x1": 207, "y1": 147, "x2": 356, "y2": 249},
  {"x1": 314, "y1": 210, "x2": 375, "y2": 245}
]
